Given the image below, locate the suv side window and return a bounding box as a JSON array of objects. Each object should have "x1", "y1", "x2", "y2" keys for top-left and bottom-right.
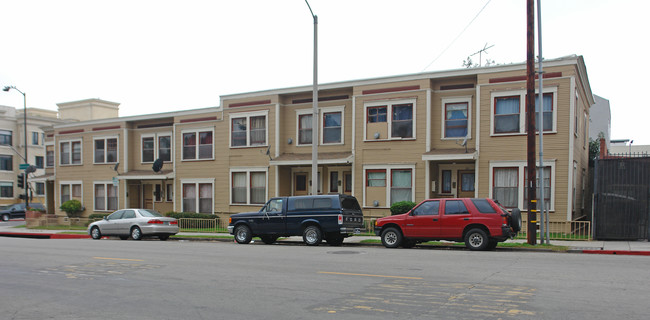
[
  {"x1": 412, "y1": 200, "x2": 440, "y2": 216},
  {"x1": 445, "y1": 200, "x2": 469, "y2": 215},
  {"x1": 471, "y1": 199, "x2": 497, "y2": 213}
]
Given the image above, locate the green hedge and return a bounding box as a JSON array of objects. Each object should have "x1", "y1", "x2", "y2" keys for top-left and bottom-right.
[
  {"x1": 88, "y1": 213, "x2": 110, "y2": 220},
  {"x1": 165, "y1": 212, "x2": 219, "y2": 220},
  {"x1": 390, "y1": 201, "x2": 417, "y2": 215}
]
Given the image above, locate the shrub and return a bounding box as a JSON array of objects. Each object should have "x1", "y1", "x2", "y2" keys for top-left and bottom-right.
[
  {"x1": 88, "y1": 213, "x2": 110, "y2": 221},
  {"x1": 60, "y1": 199, "x2": 84, "y2": 217},
  {"x1": 390, "y1": 201, "x2": 417, "y2": 215}
]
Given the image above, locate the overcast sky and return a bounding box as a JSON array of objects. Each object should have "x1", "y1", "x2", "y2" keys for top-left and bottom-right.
[{"x1": 1, "y1": 0, "x2": 648, "y2": 143}]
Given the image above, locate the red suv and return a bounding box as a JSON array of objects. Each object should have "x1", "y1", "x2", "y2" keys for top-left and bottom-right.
[{"x1": 374, "y1": 198, "x2": 521, "y2": 251}]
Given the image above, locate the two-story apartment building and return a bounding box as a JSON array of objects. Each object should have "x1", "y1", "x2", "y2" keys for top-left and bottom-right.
[{"x1": 42, "y1": 55, "x2": 593, "y2": 224}]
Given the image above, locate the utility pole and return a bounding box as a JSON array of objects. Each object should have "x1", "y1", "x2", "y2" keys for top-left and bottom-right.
[
  {"x1": 305, "y1": 0, "x2": 319, "y2": 196},
  {"x1": 526, "y1": 0, "x2": 537, "y2": 245}
]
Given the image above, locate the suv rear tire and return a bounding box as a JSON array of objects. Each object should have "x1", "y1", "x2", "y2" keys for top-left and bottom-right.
[
  {"x1": 510, "y1": 208, "x2": 522, "y2": 233},
  {"x1": 381, "y1": 227, "x2": 403, "y2": 248},
  {"x1": 465, "y1": 228, "x2": 489, "y2": 251}
]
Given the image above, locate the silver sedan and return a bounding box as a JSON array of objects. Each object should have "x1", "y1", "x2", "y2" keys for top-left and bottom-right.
[{"x1": 88, "y1": 209, "x2": 179, "y2": 241}]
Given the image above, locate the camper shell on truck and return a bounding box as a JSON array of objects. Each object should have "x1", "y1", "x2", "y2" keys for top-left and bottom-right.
[{"x1": 228, "y1": 194, "x2": 364, "y2": 246}]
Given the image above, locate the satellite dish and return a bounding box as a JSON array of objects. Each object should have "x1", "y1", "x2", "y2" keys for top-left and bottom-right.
[
  {"x1": 461, "y1": 136, "x2": 468, "y2": 146},
  {"x1": 113, "y1": 162, "x2": 120, "y2": 172},
  {"x1": 152, "y1": 158, "x2": 163, "y2": 173}
]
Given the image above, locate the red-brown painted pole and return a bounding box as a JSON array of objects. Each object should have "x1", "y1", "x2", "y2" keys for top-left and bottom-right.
[{"x1": 526, "y1": 0, "x2": 537, "y2": 245}]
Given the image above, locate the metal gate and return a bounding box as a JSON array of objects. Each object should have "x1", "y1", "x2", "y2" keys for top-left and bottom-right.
[{"x1": 593, "y1": 156, "x2": 650, "y2": 240}]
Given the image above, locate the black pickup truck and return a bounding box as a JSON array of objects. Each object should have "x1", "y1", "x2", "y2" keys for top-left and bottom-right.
[{"x1": 228, "y1": 194, "x2": 364, "y2": 246}]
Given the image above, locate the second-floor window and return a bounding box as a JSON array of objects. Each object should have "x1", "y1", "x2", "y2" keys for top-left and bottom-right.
[
  {"x1": 365, "y1": 99, "x2": 415, "y2": 140},
  {"x1": 0, "y1": 155, "x2": 12, "y2": 171},
  {"x1": 492, "y1": 90, "x2": 556, "y2": 135},
  {"x1": 230, "y1": 112, "x2": 267, "y2": 148},
  {"x1": 183, "y1": 130, "x2": 213, "y2": 160},
  {"x1": 32, "y1": 132, "x2": 39, "y2": 145},
  {"x1": 444, "y1": 102, "x2": 469, "y2": 138},
  {"x1": 35, "y1": 156, "x2": 44, "y2": 169},
  {"x1": 0, "y1": 130, "x2": 12, "y2": 146},
  {"x1": 46, "y1": 145, "x2": 54, "y2": 167},
  {"x1": 94, "y1": 137, "x2": 118, "y2": 164},
  {"x1": 142, "y1": 134, "x2": 172, "y2": 163},
  {"x1": 298, "y1": 114, "x2": 313, "y2": 145},
  {"x1": 322, "y1": 110, "x2": 342, "y2": 144},
  {"x1": 60, "y1": 140, "x2": 82, "y2": 165}
]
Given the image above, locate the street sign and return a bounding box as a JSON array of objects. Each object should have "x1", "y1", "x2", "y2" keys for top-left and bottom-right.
[
  {"x1": 19, "y1": 163, "x2": 30, "y2": 170},
  {"x1": 112, "y1": 177, "x2": 119, "y2": 186}
]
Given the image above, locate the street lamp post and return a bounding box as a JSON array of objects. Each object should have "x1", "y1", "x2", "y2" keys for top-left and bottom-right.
[
  {"x1": 3, "y1": 85, "x2": 29, "y2": 207},
  {"x1": 305, "y1": 0, "x2": 319, "y2": 195}
]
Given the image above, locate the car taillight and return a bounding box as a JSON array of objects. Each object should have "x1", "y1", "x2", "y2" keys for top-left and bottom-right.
[
  {"x1": 170, "y1": 220, "x2": 178, "y2": 225},
  {"x1": 148, "y1": 219, "x2": 164, "y2": 224},
  {"x1": 503, "y1": 215, "x2": 509, "y2": 227},
  {"x1": 229, "y1": 217, "x2": 232, "y2": 224},
  {"x1": 338, "y1": 214, "x2": 343, "y2": 225}
]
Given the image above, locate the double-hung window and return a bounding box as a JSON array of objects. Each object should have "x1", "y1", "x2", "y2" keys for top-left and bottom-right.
[
  {"x1": 142, "y1": 134, "x2": 172, "y2": 163},
  {"x1": 32, "y1": 132, "x2": 39, "y2": 145},
  {"x1": 60, "y1": 182, "x2": 82, "y2": 204},
  {"x1": 182, "y1": 180, "x2": 213, "y2": 213},
  {"x1": 231, "y1": 169, "x2": 267, "y2": 205},
  {"x1": 46, "y1": 145, "x2": 54, "y2": 167},
  {"x1": 182, "y1": 129, "x2": 213, "y2": 160},
  {"x1": 323, "y1": 112, "x2": 342, "y2": 144},
  {"x1": 0, "y1": 155, "x2": 12, "y2": 171},
  {"x1": 230, "y1": 111, "x2": 268, "y2": 148},
  {"x1": 391, "y1": 169, "x2": 412, "y2": 204},
  {"x1": 524, "y1": 166, "x2": 551, "y2": 210},
  {"x1": 94, "y1": 183, "x2": 118, "y2": 211},
  {"x1": 35, "y1": 156, "x2": 44, "y2": 169},
  {"x1": 365, "y1": 99, "x2": 415, "y2": 140},
  {"x1": 298, "y1": 114, "x2": 313, "y2": 145},
  {"x1": 493, "y1": 168, "x2": 518, "y2": 208},
  {"x1": 492, "y1": 89, "x2": 557, "y2": 135},
  {"x1": 60, "y1": 140, "x2": 82, "y2": 165},
  {"x1": 364, "y1": 165, "x2": 415, "y2": 207},
  {"x1": 0, "y1": 182, "x2": 13, "y2": 198},
  {"x1": 443, "y1": 101, "x2": 470, "y2": 138},
  {"x1": 94, "y1": 137, "x2": 118, "y2": 164},
  {"x1": 0, "y1": 130, "x2": 12, "y2": 146},
  {"x1": 296, "y1": 107, "x2": 345, "y2": 146}
]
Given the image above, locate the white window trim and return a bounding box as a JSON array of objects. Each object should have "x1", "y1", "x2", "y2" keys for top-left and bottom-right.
[
  {"x1": 362, "y1": 164, "x2": 416, "y2": 208},
  {"x1": 488, "y1": 160, "x2": 556, "y2": 211},
  {"x1": 59, "y1": 180, "x2": 83, "y2": 205},
  {"x1": 363, "y1": 98, "x2": 417, "y2": 141},
  {"x1": 320, "y1": 106, "x2": 345, "y2": 146},
  {"x1": 229, "y1": 167, "x2": 268, "y2": 205},
  {"x1": 59, "y1": 139, "x2": 83, "y2": 166},
  {"x1": 440, "y1": 96, "x2": 472, "y2": 140},
  {"x1": 180, "y1": 178, "x2": 215, "y2": 214},
  {"x1": 181, "y1": 128, "x2": 215, "y2": 161},
  {"x1": 140, "y1": 132, "x2": 173, "y2": 164},
  {"x1": 295, "y1": 108, "x2": 316, "y2": 147},
  {"x1": 490, "y1": 87, "x2": 558, "y2": 136},
  {"x1": 93, "y1": 181, "x2": 118, "y2": 212},
  {"x1": 93, "y1": 136, "x2": 119, "y2": 164},
  {"x1": 229, "y1": 110, "x2": 269, "y2": 148}
]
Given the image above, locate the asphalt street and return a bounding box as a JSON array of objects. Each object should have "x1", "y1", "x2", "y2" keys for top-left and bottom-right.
[{"x1": 1, "y1": 236, "x2": 649, "y2": 320}]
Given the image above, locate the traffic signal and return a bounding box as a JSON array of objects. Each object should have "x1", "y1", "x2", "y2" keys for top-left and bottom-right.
[{"x1": 17, "y1": 173, "x2": 25, "y2": 189}]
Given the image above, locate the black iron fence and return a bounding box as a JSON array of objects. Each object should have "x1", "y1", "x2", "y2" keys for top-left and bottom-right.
[{"x1": 593, "y1": 156, "x2": 650, "y2": 240}]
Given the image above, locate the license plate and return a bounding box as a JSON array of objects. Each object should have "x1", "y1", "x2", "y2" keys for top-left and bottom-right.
[{"x1": 354, "y1": 228, "x2": 361, "y2": 234}]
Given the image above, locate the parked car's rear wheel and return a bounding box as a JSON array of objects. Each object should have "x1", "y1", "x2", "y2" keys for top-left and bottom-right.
[
  {"x1": 234, "y1": 225, "x2": 252, "y2": 244},
  {"x1": 131, "y1": 226, "x2": 143, "y2": 240},
  {"x1": 326, "y1": 235, "x2": 344, "y2": 246},
  {"x1": 159, "y1": 235, "x2": 169, "y2": 241},
  {"x1": 465, "y1": 228, "x2": 489, "y2": 251},
  {"x1": 260, "y1": 235, "x2": 278, "y2": 244},
  {"x1": 90, "y1": 226, "x2": 102, "y2": 240},
  {"x1": 510, "y1": 208, "x2": 522, "y2": 233},
  {"x1": 381, "y1": 227, "x2": 402, "y2": 248},
  {"x1": 303, "y1": 225, "x2": 322, "y2": 246}
]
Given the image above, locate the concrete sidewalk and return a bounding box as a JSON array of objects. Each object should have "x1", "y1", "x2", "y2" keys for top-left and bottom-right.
[{"x1": 1, "y1": 222, "x2": 649, "y2": 255}]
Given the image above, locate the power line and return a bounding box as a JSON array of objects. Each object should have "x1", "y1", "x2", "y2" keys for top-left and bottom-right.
[{"x1": 421, "y1": 0, "x2": 492, "y2": 72}]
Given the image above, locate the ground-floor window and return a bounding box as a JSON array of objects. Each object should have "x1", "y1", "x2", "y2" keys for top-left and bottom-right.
[
  {"x1": 35, "y1": 182, "x2": 45, "y2": 196},
  {"x1": 60, "y1": 182, "x2": 82, "y2": 204},
  {"x1": 94, "y1": 183, "x2": 118, "y2": 211},
  {"x1": 0, "y1": 182, "x2": 13, "y2": 198},
  {"x1": 182, "y1": 181, "x2": 213, "y2": 213},
  {"x1": 231, "y1": 169, "x2": 267, "y2": 205},
  {"x1": 363, "y1": 165, "x2": 415, "y2": 207},
  {"x1": 490, "y1": 161, "x2": 555, "y2": 211}
]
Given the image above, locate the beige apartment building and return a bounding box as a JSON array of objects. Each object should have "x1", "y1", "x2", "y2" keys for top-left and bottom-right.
[{"x1": 41, "y1": 55, "x2": 593, "y2": 224}]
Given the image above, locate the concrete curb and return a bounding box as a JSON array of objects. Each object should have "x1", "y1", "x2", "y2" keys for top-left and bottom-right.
[{"x1": 0, "y1": 232, "x2": 90, "y2": 239}]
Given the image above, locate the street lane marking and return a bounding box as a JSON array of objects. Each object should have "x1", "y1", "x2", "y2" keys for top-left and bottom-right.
[
  {"x1": 318, "y1": 271, "x2": 423, "y2": 280},
  {"x1": 93, "y1": 257, "x2": 145, "y2": 262}
]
